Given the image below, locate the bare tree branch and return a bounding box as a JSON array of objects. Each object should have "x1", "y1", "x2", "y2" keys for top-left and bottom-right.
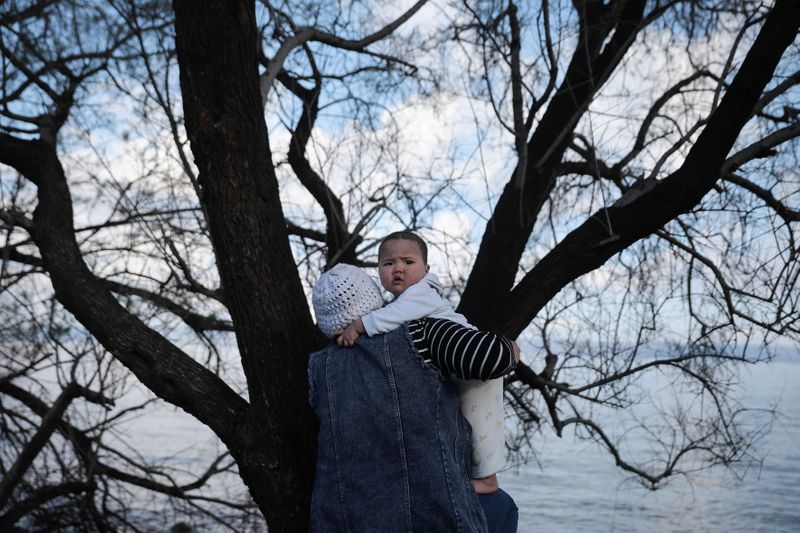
[
  {"x1": 500, "y1": 0, "x2": 800, "y2": 337},
  {"x1": 259, "y1": 0, "x2": 427, "y2": 95}
]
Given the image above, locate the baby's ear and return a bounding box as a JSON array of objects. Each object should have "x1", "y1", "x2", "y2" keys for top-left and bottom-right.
[{"x1": 426, "y1": 264, "x2": 430, "y2": 272}]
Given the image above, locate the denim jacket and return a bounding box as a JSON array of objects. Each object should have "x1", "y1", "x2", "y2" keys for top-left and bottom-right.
[{"x1": 308, "y1": 326, "x2": 489, "y2": 532}]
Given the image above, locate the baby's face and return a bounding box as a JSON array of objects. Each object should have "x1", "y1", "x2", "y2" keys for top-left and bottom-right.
[{"x1": 378, "y1": 239, "x2": 429, "y2": 297}]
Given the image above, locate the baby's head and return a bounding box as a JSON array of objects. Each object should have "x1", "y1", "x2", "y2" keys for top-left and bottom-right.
[
  {"x1": 377, "y1": 231, "x2": 430, "y2": 297},
  {"x1": 312, "y1": 263, "x2": 384, "y2": 338},
  {"x1": 378, "y1": 231, "x2": 428, "y2": 264}
]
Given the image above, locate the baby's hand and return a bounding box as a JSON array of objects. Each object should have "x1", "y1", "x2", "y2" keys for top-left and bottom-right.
[
  {"x1": 336, "y1": 318, "x2": 365, "y2": 347},
  {"x1": 511, "y1": 341, "x2": 521, "y2": 363}
]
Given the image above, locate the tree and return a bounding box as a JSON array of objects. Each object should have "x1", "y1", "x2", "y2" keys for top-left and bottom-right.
[{"x1": 1, "y1": 0, "x2": 798, "y2": 530}]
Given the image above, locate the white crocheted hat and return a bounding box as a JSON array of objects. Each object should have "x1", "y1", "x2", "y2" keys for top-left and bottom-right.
[{"x1": 312, "y1": 263, "x2": 384, "y2": 338}]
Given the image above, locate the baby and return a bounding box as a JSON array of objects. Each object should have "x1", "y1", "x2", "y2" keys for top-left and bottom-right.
[{"x1": 336, "y1": 231, "x2": 509, "y2": 496}]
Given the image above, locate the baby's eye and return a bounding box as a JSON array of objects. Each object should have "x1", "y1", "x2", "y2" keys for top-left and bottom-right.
[{"x1": 404, "y1": 259, "x2": 414, "y2": 265}]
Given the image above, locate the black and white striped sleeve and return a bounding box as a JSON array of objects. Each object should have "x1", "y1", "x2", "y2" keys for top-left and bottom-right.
[{"x1": 408, "y1": 318, "x2": 517, "y2": 380}]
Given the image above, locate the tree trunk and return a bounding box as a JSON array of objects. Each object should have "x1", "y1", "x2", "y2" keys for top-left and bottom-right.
[{"x1": 172, "y1": 0, "x2": 322, "y2": 529}]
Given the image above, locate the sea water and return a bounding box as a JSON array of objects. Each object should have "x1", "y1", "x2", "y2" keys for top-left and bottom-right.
[
  {"x1": 118, "y1": 359, "x2": 799, "y2": 531},
  {"x1": 501, "y1": 359, "x2": 800, "y2": 532}
]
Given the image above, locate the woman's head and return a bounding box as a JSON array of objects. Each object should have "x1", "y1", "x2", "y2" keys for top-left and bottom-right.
[{"x1": 312, "y1": 263, "x2": 384, "y2": 338}]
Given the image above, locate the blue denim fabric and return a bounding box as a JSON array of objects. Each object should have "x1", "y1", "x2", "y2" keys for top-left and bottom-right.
[
  {"x1": 478, "y1": 489, "x2": 518, "y2": 533},
  {"x1": 308, "y1": 326, "x2": 489, "y2": 533}
]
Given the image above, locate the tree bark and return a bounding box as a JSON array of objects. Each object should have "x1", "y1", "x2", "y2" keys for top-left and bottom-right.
[{"x1": 173, "y1": 0, "x2": 322, "y2": 529}]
